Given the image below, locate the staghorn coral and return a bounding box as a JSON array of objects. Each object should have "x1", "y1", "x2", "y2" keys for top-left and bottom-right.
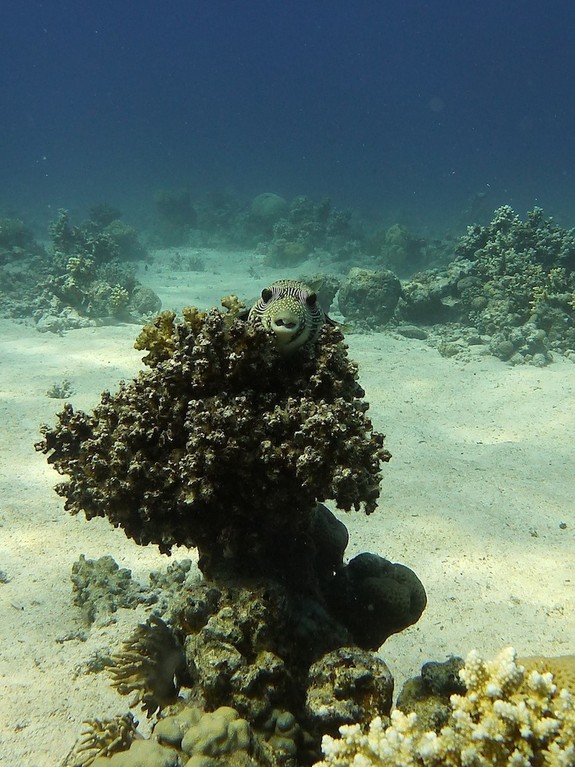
[
  {"x1": 520, "y1": 656, "x2": 575, "y2": 696},
  {"x1": 36, "y1": 300, "x2": 389, "y2": 580},
  {"x1": 314, "y1": 647, "x2": 575, "y2": 767}
]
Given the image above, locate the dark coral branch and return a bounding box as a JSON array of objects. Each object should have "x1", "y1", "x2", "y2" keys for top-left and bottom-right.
[{"x1": 36, "y1": 305, "x2": 389, "y2": 579}]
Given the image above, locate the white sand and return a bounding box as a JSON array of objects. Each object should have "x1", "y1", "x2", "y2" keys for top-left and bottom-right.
[{"x1": 1, "y1": 247, "x2": 574, "y2": 764}]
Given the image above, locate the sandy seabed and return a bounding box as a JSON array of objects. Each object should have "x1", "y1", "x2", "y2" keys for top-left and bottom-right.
[{"x1": 1, "y1": 247, "x2": 574, "y2": 765}]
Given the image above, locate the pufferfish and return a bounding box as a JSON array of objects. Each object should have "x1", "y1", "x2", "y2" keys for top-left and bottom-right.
[{"x1": 247, "y1": 279, "x2": 334, "y2": 355}]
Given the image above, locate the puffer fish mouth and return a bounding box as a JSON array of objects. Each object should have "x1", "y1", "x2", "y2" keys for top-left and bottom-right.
[
  {"x1": 247, "y1": 279, "x2": 327, "y2": 355},
  {"x1": 261, "y1": 309, "x2": 305, "y2": 347}
]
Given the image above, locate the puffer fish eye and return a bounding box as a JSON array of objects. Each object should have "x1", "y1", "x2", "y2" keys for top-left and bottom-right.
[
  {"x1": 305, "y1": 292, "x2": 318, "y2": 306},
  {"x1": 261, "y1": 287, "x2": 273, "y2": 302}
]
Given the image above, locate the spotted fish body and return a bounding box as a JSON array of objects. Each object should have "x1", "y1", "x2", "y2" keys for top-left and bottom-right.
[{"x1": 247, "y1": 279, "x2": 328, "y2": 354}]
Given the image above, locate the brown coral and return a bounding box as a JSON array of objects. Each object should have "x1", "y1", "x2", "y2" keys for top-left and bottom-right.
[
  {"x1": 36, "y1": 302, "x2": 389, "y2": 582},
  {"x1": 109, "y1": 616, "x2": 188, "y2": 716},
  {"x1": 63, "y1": 714, "x2": 139, "y2": 767}
]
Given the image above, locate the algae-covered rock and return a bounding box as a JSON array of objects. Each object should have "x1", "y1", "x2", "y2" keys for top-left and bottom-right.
[
  {"x1": 338, "y1": 267, "x2": 401, "y2": 326},
  {"x1": 71, "y1": 554, "x2": 149, "y2": 625},
  {"x1": 395, "y1": 656, "x2": 465, "y2": 732},
  {"x1": 306, "y1": 647, "x2": 394, "y2": 735}
]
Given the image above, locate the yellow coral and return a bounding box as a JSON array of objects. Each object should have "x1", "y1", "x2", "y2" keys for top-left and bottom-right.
[
  {"x1": 520, "y1": 656, "x2": 575, "y2": 696},
  {"x1": 314, "y1": 648, "x2": 575, "y2": 767}
]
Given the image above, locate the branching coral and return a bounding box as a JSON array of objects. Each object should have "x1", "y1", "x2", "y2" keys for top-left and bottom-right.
[
  {"x1": 63, "y1": 713, "x2": 139, "y2": 767},
  {"x1": 35, "y1": 209, "x2": 159, "y2": 326},
  {"x1": 36, "y1": 301, "x2": 389, "y2": 580},
  {"x1": 315, "y1": 647, "x2": 575, "y2": 767}
]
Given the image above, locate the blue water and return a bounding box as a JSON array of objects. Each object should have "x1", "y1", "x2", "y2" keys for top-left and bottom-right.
[{"x1": 2, "y1": 0, "x2": 574, "y2": 231}]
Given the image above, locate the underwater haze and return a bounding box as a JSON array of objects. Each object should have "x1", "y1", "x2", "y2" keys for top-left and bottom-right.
[{"x1": 1, "y1": 0, "x2": 575, "y2": 229}]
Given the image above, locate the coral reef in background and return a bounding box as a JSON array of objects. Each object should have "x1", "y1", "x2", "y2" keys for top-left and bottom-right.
[
  {"x1": 154, "y1": 188, "x2": 198, "y2": 246},
  {"x1": 365, "y1": 223, "x2": 428, "y2": 277},
  {"x1": 38, "y1": 209, "x2": 158, "y2": 329},
  {"x1": 38, "y1": 295, "x2": 427, "y2": 765},
  {"x1": 0, "y1": 209, "x2": 158, "y2": 332},
  {"x1": 262, "y1": 196, "x2": 356, "y2": 267},
  {"x1": 315, "y1": 647, "x2": 575, "y2": 767},
  {"x1": 0, "y1": 216, "x2": 45, "y2": 264},
  {"x1": 399, "y1": 206, "x2": 575, "y2": 364},
  {"x1": 174, "y1": 189, "x2": 363, "y2": 260}
]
